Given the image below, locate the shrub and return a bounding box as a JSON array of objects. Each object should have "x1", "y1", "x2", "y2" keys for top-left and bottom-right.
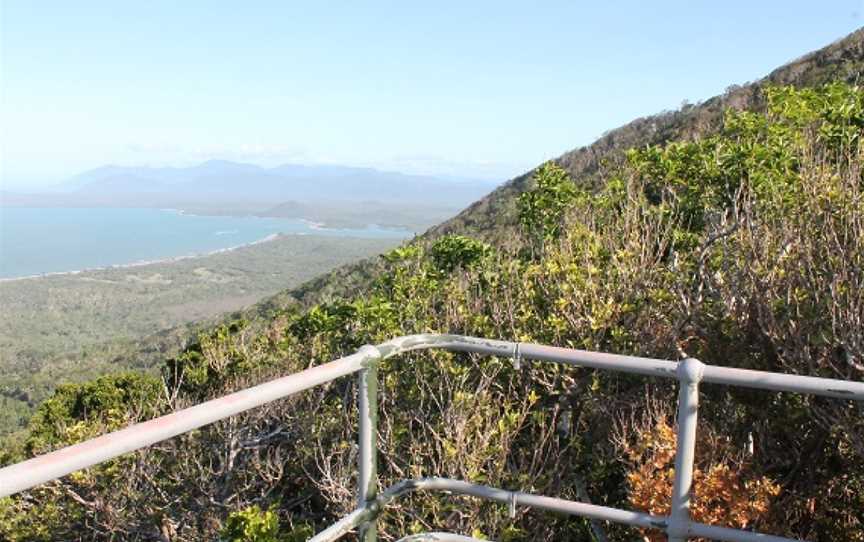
[
  {"x1": 517, "y1": 161, "x2": 583, "y2": 245},
  {"x1": 429, "y1": 234, "x2": 492, "y2": 273}
]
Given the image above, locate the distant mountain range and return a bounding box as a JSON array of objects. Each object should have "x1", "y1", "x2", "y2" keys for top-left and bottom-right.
[{"x1": 1, "y1": 160, "x2": 499, "y2": 210}]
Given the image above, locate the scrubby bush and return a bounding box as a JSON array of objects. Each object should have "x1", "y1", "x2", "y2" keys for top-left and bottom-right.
[
  {"x1": 2, "y1": 83, "x2": 862, "y2": 541},
  {"x1": 517, "y1": 161, "x2": 584, "y2": 246},
  {"x1": 429, "y1": 235, "x2": 493, "y2": 273},
  {"x1": 221, "y1": 505, "x2": 311, "y2": 542}
]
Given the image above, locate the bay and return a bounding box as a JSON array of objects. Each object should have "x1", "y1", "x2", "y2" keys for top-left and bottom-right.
[{"x1": 0, "y1": 207, "x2": 410, "y2": 279}]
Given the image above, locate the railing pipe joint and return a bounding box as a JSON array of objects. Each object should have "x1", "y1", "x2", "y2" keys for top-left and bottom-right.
[
  {"x1": 357, "y1": 344, "x2": 383, "y2": 368},
  {"x1": 677, "y1": 357, "x2": 705, "y2": 385}
]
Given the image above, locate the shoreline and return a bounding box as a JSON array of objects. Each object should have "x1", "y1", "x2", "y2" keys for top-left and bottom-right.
[
  {"x1": 4, "y1": 204, "x2": 419, "y2": 234},
  {"x1": 168, "y1": 208, "x2": 405, "y2": 235},
  {"x1": 0, "y1": 233, "x2": 284, "y2": 283}
]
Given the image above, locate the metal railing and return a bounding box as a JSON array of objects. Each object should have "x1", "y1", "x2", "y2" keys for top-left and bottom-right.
[{"x1": 1, "y1": 334, "x2": 862, "y2": 542}]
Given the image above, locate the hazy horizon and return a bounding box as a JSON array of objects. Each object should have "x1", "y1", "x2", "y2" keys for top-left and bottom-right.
[
  {"x1": 1, "y1": 157, "x2": 506, "y2": 192},
  {"x1": 1, "y1": 158, "x2": 501, "y2": 195},
  {"x1": 2, "y1": 1, "x2": 862, "y2": 190}
]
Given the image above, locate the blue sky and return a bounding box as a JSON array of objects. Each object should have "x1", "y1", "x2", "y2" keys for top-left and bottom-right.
[{"x1": 1, "y1": 1, "x2": 862, "y2": 188}]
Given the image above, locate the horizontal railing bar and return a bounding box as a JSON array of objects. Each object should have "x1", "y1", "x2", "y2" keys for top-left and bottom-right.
[
  {"x1": 389, "y1": 335, "x2": 864, "y2": 401},
  {"x1": 411, "y1": 478, "x2": 663, "y2": 529},
  {"x1": 519, "y1": 343, "x2": 679, "y2": 379},
  {"x1": 311, "y1": 477, "x2": 799, "y2": 542},
  {"x1": 518, "y1": 344, "x2": 864, "y2": 400},
  {"x1": 376, "y1": 334, "x2": 518, "y2": 359},
  {"x1": 1, "y1": 334, "x2": 861, "y2": 499},
  {"x1": 0, "y1": 348, "x2": 377, "y2": 498},
  {"x1": 309, "y1": 476, "x2": 660, "y2": 542},
  {"x1": 700, "y1": 364, "x2": 864, "y2": 400},
  {"x1": 396, "y1": 533, "x2": 488, "y2": 542}
]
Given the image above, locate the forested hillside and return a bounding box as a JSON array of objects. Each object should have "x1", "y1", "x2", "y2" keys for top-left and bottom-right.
[{"x1": 1, "y1": 30, "x2": 863, "y2": 542}]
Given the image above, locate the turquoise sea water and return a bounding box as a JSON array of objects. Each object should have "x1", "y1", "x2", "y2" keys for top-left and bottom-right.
[{"x1": 0, "y1": 208, "x2": 410, "y2": 279}]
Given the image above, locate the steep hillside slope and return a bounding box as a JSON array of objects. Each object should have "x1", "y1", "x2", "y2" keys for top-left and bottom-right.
[
  {"x1": 2, "y1": 29, "x2": 863, "y2": 542},
  {"x1": 254, "y1": 28, "x2": 864, "y2": 315},
  {"x1": 431, "y1": 28, "x2": 864, "y2": 241}
]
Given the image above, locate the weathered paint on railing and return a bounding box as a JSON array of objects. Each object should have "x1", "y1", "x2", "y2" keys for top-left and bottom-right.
[
  {"x1": 668, "y1": 358, "x2": 704, "y2": 542},
  {"x1": 1, "y1": 333, "x2": 862, "y2": 542},
  {"x1": 396, "y1": 534, "x2": 486, "y2": 542},
  {"x1": 309, "y1": 477, "x2": 796, "y2": 542},
  {"x1": 357, "y1": 347, "x2": 379, "y2": 542}
]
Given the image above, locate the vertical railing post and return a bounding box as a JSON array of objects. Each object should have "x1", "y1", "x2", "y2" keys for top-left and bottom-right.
[
  {"x1": 357, "y1": 346, "x2": 380, "y2": 542},
  {"x1": 668, "y1": 357, "x2": 704, "y2": 542}
]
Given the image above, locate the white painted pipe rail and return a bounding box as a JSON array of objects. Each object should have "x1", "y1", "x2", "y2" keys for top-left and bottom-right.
[
  {"x1": 0, "y1": 346, "x2": 379, "y2": 497},
  {"x1": 310, "y1": 477, "x2": 797, "y2": 542},
  {"x1": 396, "y1": 534, "x2": 487, "y2": 542},
  {"x1": 1, "y1": 333, "x2": 862, "y2": 542}
]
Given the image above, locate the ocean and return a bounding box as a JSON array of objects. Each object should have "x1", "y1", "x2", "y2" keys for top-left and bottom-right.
[{"x1": 0, "y1": 207, "x2": 410, "y2": 279}]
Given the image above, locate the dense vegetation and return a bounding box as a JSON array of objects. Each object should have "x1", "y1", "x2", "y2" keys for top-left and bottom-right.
[
  {"x1": 0, "y1": 234, "x2": 400, "y2": 437},
  {"x1": 1, "y1": 80, "x2": 861, "y2": 541}
]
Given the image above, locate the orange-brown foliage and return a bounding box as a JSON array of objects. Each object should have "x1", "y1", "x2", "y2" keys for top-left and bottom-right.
[{"x1": 622, "y1": 418, "x2": 780, "y2": 542}]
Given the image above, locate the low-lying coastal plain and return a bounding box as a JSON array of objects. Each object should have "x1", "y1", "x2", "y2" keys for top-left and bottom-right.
[{"x1": 0, "y1": 232, "x2": 402, "y2": 436}]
